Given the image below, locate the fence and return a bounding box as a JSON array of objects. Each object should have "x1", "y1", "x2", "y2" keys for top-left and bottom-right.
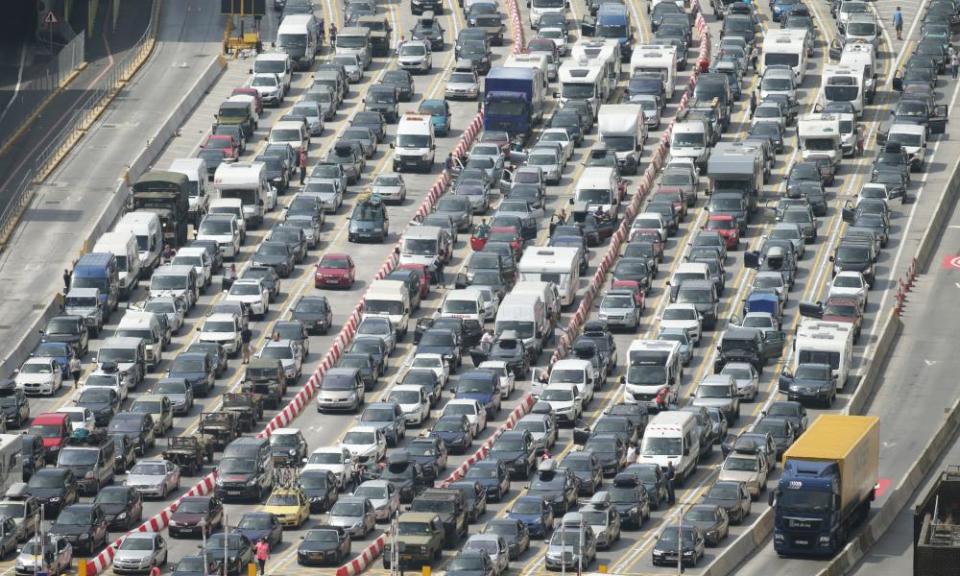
[{"x1": 0, "y1": 0, "x2": 161, "y2": 253}]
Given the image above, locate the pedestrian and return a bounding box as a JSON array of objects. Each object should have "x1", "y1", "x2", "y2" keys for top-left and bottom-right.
[
  {"x1": 272, "y1": 330, "x2": 281, "y2": 342},
  {"x1": 162, "y1": 244, "x2": 175, "y2": 264},
  {"x1": 893, "y1": 6, "x2": 904, "y2": 40},
  {"x1": 223, "y1": 264, "x2": 237, "y2": 291},
  {"x1": 69, "y1": 355, "x2": 82, "y2": 382},
  {"x1": 541, "y1": 449, "x2": 552, "y2": 461},
  {"x1": 626, "y1": 442, "x2": 637, "y2": 465},
  {"x1": 329, "y1": 23, "x2": 337, "y2": 46},
  {"x1": 952, "y1": 51, "x2": 959, "y2": 79},
  {"x1": 445, "y1": 152, "x2": 454, "y2": 171},
  {"x1": 241, "y1": 325, "x2": 253, "y2": 364},
  {"x1": 62, "y1": 269, "x2": 71, "y2": 292},
  {"x1": 298, "y1": 147, "x2": 307, "y2": 185},
  {"x1": 255, "y1": 537, "x2": 270, "y2": 576},
  {"x1": 149, "y1": 565, "x2": 161, "y2": 576},
  {"x1": 665, "y1": 461, "x2": 676, "y2": 504},
  {"x1": 749, "y1": 91, "x2": 757, "y2": 117},
  {"x1": 655, "y1": 386, "x2": 669, "y2": 411}
]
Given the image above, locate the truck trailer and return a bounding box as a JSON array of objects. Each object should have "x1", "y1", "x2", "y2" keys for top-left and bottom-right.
[{"x1": 772, "y1": 414, "x2": 879, "y2": 556}]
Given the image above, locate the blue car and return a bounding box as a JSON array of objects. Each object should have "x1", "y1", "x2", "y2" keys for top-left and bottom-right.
[
  {"x1": 418, "y1": 99, "x2": 451, "y2": 136},
  {"x1": 31, "y1": 342, "x2": 73, "y2": 379},
  {"x1": 771, "y1": 0, "x2": 801, "y2": 20},
  {"x1": 464, "y1": 460, "x2": 511, "y2": 502},
  {"x1": 429, "y1": 414, "x2": 473, "y2": 453},
  {"x1": 455, "y1": 370, "x2": 502, "y2": 418},
  {"x1": 234, "y1": 512, "x2": 283, "y2": 548},
  {"x1": 506, "y1": 496, "x2": 554, "y2": 538}
]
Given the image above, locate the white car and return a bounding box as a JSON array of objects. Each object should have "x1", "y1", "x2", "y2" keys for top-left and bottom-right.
[
  {"x1": 410, "y1": 353, "x2": 449, "y2": 388},
  {"x1": 125, "y1": 459, "x2": 181, "y2": 499},
  {"x1": 539, "y1": 383, "x2": 583, "y2": 424},
  {"x1": 225, "y1": 278, "x2": 269, "y2": 318},
  {"x1": 340, "y1": 426, "x2": 387, "y2": 464},
  {"x1": 386, "y1": 385, "x2": 431, "y2": 426},
  {"x1": 828, "y1": 271, "x2": 869, "y2": 307},
  {"x1": 353, "y1": 480, "x2": 400, "y2": 521},
  {"x1": 171, "y1": 247, "x2": 213, "y2": 288},
  {"x1": 303, "y1": 447, "x2": 353, "y2": 489},
  {"x1": 538, "y1": 128, "x2": 574, "y2": 163},
  {"x1": 479, "y1": 360, "x2": 516, "y2": 399},
  {"x1": 370, "y1": 174, "x2": 407, "y2": 203},
  {"x1": 58, "y1": 407, "x2": 97, "y2": 433},
  {"x1": 247, "y1": 72, "x2": 284, "y2": 106},
  {"x1": 198, "y1": 313, "x2": 243, "y2": 356},
  {"x1": 630, "y1": 213, "x2": 668, "y2": 243},
  {"x1": 659, "y1": 303, "x2": 702, "y2": 344},
  {"x1": 442, "y1": 399, "x2": 488, "y2": 436},
  {"x1": 16, "y1": 357, "x2": 63, "y2": 396}
]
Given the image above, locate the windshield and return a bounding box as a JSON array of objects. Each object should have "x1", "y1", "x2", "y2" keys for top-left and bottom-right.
[
  {"x1": 540, "y1": 388, "x2": 574, "y2": 402},
  {"x1": 130, "y1": 462, "x2": 166, "y2": 476},
  {"x1": 59, "y1": 448, "x2": 99, "y2": 466},
  {"x1": 764, "y1": 53, "x2": 799, "y2": 67},
  {"x1": 825, "y1": 81, "x2": 859, "y2": 102},
  {"x1": 778, "y1": 488, "x2": 833, "y2": 512},
  {"x1": 337, "y1": 35, "x2": 368, "y2": 48},
  {"x1": 21, "y1": 362, "x2": 53, "y2": 375},
  {"x1": 847, "y1": 21, "x2": 875, "y2": 35},
  {"x1": 561, "y1": 83, "x2": 596, "y2": 99},
  {"x1": 628, "y1": 365, "x2": 666, "y2": 385},
  {"x1": 551, "y1": 369, "x2": 585, "y2": 384},
  {"x1": 642, "y1": 437, "x2": 682, "y2": 456},
  {"x1": 0, "y1": 503, "x2": 25, "y2": 519},
  {"x1": 762, "y1": 77, "x2": 793, "y2": 91},
  {"x1": 199, "y1": 219, "x2": 232, "y2": 235},
  {"x1": 343, "y1": 431, "x2": 375, "y2": 445},
  {"x1": 176, "y1": 500, "x2": 209, "y2": 514},
  {"x1": 495, "y1": 320, "x2": 534, "y2": 339}
]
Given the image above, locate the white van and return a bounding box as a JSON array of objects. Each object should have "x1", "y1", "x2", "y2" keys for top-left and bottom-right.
[
  {"x1": 93, "y1": 230, "x2": 140, "y2": 298},
  {"x1": 168, "y1": 158, "x2": 210, "y2": 225},
  {"x1": 573, "y1": 166, "x2": 620, "y2": 221},
  {"x1": 441, "y1": 289, "x2": 485, "y2": 325},
  {"x1": 548, "y1": 359, "x2": 596, "y2": 405},
  {"x1": 495, "y1": 293, "x2": 548, "y2": 357},
  {"x1": 393, "y1": 113, "x2": 435, "y2": 173},
  {"x1": 116, "y1": 311, "x2": 165, "y2": 371},
  {"x1": 269, "y1": 120, "x2": 310, "y2": 155},
  {"x1": 115, "y1": 212, "x2": 163, "y2": 274},
  {"x1": 639, "y1": 411, "x2": 700, "y2": 482},
  {"x1": 252, "y1": 53, "x2": 292, "y2": 93},
  {"x1": 598, "y1": 105, "x2": 646, "y2": 175},
  {"x1": 277, "y1": 14, "x2": 319, "y2": 70},
  {"x1": 207, "y1": 198, "x2": 247, "y2": 241},
  {"x1": 624, "y1": 339, "x2": 682, "y2": 408},
  {"x1": 336, "y1": 27, "x2": 373, "y2": 69},
  {"x1": 511, "y1": 281, "x2": 561, "y2": 327},
  {"x1": 364, "y1": 279, "x2": 411, "y2": 337},
  {"x1": 214, "y1": 162, "x2": 276, "y2": 227},
  {"x1": 518, "y1": 247, "x2": 582, "y2": 307}
]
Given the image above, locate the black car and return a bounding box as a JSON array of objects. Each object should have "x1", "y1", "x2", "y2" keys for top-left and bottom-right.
[
  {"x1": 297, "y1": 527, "x2": 352, "y2": 566},
  {"x1": 584, "y1": 434, "x2": 626, "y2": 477},
  {"x1": 411, "y1": 16, "x2": 445, "y2": 50},
  {"x1": 764, "y1": 401, "x2": 808, "y2": 433},
  {"x1": 778, "y1": 363, "x2": 836, "y2": 407},
  {"x1": 347, "y1": 337, "x2": 388, "y2": 376},
  {"x1": 702, "y1": 481, "x2": 751, "y2": 525},
  {"x1": 348, "y1": 197, "x2": 390, "y2": 243},
  {"x1": 255, "y1": 154, "x2": 290, "y2": 193},
  {"x1": 483, "y1": 518, "x2": 530, "y2": 560},
  {"x1": 684, "y1": 504, "x2": 729, "y2": 546},
  {"x1": 172, "y1": 555, "x2": 221, "y2": 576},
  {"x1": 527, "y1": 463, "x2": 579, "y2": 514},
  {"x1": 186, "y1": 342, "x2": 228, "y2": 377},
  {"x1": 417, "y1": 328, "x2": 462, "y2": 368},
  {"x1": 407, "y1": 437, "x2": 447, "y2": 480},
  {"x1": 49, "y1": 503, "x2": 108, "y2": 554},
  {"x1": 74, "y1": 388, "x2": 119, "y2": 427},
  {"x1": 21, "y1": 434, "x2": 44, "y2": 481},
  {"x1": 203, "y1": 533, "x2": 254, "y2": 576},
  {"x1": 41, "y1": 316, "x2": 88, "y2": 356},
  {"x1": 561, "y1": 451, "x2": 603, "y2": 495},
  {"x1": 651, "y1": 525, "x2": 705, "y2": 567},
  {"x1": 383, "y1": 70, "x2": 415, "y2": 101},
  {"x1": 26, "y1": 468, "x2": 79, "y2": 517},
  {"x1": 292, "y1": 295, "x2": 333, "y2": 335},
  {"x1": 167, "y1": 352, "x2": 216, "y2": 398},
  {"x1": 464, "y1": 460, "x2": 511, "y2": 502},
  {"x1": 607, "y1": 472, "x2": 651, "y2": 528},
  {"x1": 0, "y1": 388, "x2": 30, "y2": 428},
  {"x1": 299, "y1": 469, "x2": 339, "y2": 513},
  {"x1": 429, "y1": 414, "x2": 474, "y2": 453},
  {"x1": 350, "y1": 111, "x2": 387, "y2": 141},
  {"x1": 269, "y1": 225, "x2": 308, "y2": 262},
  {"x1": 269, "y1": 429, "x2": 308, "y2": 465},
  {"x1": 340, "y1": 353, "x2": 379, "y2": 389},
  {"x1": 364, "y1": 86, "x2": 400, "y2": 123},
  {"x1": 94, "y1": 486, "x2": 143, "y2": 531},
  {"x1": 252, "y1": 241, "x2": 295, "y2": 278},
  {"x1": 109, "y1": 433, "x2": 138, "y2": 474},
  {"x1": 379, "y1": 451, "x2": 431, "y2": 503},
  {"x1": 107, "y1": 412, "x2": 155, "y2": 455}
]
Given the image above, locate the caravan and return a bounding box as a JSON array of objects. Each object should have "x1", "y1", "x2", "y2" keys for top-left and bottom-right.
[
  {"x1": 821, "y1": 64, "x2": 866, "y2": 117},
  {"x1": 518, "y1": 247, "x2": 582, "y2": 306},
  {"x1": 762, "y1": 30, "x2": 809, "y2": 85},
  {"x1": 630, "y1": 45, "x2": 677, "y2": 99},
  {"x1": 213, "y1": 162, "x2": 276, "y2": 227},
  {"x1": 570, "y1": 40, "x2": 621, "y2": 100},
  {"x1": 793, "y1": 319, "x2": 854, "y2": 389},
  {"x1": 558, "y1": 61, "x2": 605, "y2": 118},
  {"x1": 797, "y1": 114, "x2": 842, "y2": 167}
]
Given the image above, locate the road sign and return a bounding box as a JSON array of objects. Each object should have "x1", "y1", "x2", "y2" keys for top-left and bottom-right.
[
  {"x1": 941, "y1": 255, "x2": 960, "y2": 270},
  {"x1": 44, "y1": 11, "x2": 57, "y2": 24}
]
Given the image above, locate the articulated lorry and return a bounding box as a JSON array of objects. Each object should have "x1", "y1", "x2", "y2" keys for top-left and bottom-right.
[
  {"x1": 130, "y1": 171, "x2": 191, "y2": 249},
  {"x1": 772, "y1": 414, "x2": 879, "y2": 557},
  {"x1": 483, "y1": 66, "x2": 545, "y2": 139},
  {"x1": 914, "y1": 465, "x2": 960, "y2": 575}
]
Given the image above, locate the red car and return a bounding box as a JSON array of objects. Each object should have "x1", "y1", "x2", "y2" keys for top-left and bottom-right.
[
  {"x1": 202, "y1": 134, "x2": 239, "y2": 162},
  {"x1": 706, "y1": 214, "x2": 740, "y2": 250},
  {"x1": 488, "y1": 226, "x2": 523, "y2": 260},
  {"x1": 230, "y1": 87, "x2": 263, "y2": 115},
  {"x1": 654, "y1": 186, "x2": 687, "y2": 220},
  {"x1": 398, "y1": 263, "x2": 431, "y2": 298},
  {"x1": 821, "y1": 296, "x2": 863, "y2": 342},
  {"x1": 315, "y1": 253, "x2": 355, "y2": 289}
]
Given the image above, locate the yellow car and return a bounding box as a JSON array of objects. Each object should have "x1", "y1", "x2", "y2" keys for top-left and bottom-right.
[{"x1": 262, "y1": 487, "x2": 310, "y2": 527}]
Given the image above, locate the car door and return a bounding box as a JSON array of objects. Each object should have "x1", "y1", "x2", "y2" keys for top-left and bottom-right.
[{"x1": 762, "y1": 330, "x2": 785, "y2": 359}]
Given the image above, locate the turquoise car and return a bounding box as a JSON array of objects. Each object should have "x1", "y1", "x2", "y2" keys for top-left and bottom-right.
[{"x1": 419, "y1": 99, "x2": 451, "y2": 136}]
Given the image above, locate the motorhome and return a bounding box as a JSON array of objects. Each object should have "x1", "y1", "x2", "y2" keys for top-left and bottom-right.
[
  {"x1": 624, "y1": 339, "x2": 682, "y2": 407},
  {"x1": 638, "y1": 411, "x2": 700, "y2": 482},
  {"x1": 518, "y1": 247, "x2": 582, "y2": 306},
  {"x1": 558, "y1": 61, "x2": 605, "y2": 118},
  {"x1": 213, "y1": 162, "x2": 275, "y2": 227},
  {"x1": 629, "y1": 45, "x2": 677, "y2": 99},
  {"x1": 762, "y1": 30, "x2": 808, "y2": 85},
  {"x1": 495, "y1": 293, "x2": 549, "y2": 356},
  {"x1": 793, "y1": 319, "x2": 854, "y2": 389},
  {"x1": 821, "y1": 64, "x2": 866, "y2": 117},
  {"x1": 570, "y1": 40, "x2": 621, "y2": 100},
  {"x1": 839, "y1": 43, "x2": 876, "y2": 103},
  {"x1": 797, "y1": 114, "x2": 842, "y2": 167},
  {"x1": 597, "y1": 104, "x2": 646, "y2": 175},
  {"x1": 504, "y1": 53, "x2": 551, "y2": 88}
]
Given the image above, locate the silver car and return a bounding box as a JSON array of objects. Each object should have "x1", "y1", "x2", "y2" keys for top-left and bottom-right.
[
  {"x1": 691, "y1": 375, "x2": 741, "y2": 425},
  {"x1": 112, "y1": 532, "x2": 168, "y2": 575},
  {"x1": 513, "y1": 414, "x2": 557, "y2": 454},
  {"x1": 333, "y1": 54, "x2": 364, "y2": 83},
  {"x1": 598, "y1": 290, "x2": 640, "y2": 330},
  {"x1": 545, "y1": 523, "x2": 597, "y2": 570},
  {"x1": 258, "y1": 339, "x2": 303, "y2": 381},
  {"x1": 291, "y1": 101, "x2": 325, "y2": 136},
  {"x1": 526, "y1": 145, "x2": 563, "y2": 185},
  {"x1": 125, "y1": 460, "x2": 181, "y2": 499},
  {"x1": 768, "y1": 223, "x2": 805, "y2": 259},
  {"x1": 356, "y1": 316, "x2": 397, "y2": 355},
  {"x1": 16, "y1": 534, "x2": 72, "y2": 576},
  {"x1": 445, "y1": 69, "x2": 480, "y2": 100},
  {"x1": 353, "y1": 480, "x2": 400, "y2": 522},
  {"x1": 720, "y1": 362, "x2": 760, "y2": 401},
  {"x1": 302, "y1": 180, "x2": 343, "y2": 213},
  {"x1": 327, "y1": 496, "x2": 376, "y2": 537},
  {"x1": 371, "y1": 174, "x2": 407, "y2": 204},
  {"x1": 657, "y1": 327, "x2": 694, "y2": 366},
  {"x1": 142, "y1": 297, "x2": 187, "y2": 335}
]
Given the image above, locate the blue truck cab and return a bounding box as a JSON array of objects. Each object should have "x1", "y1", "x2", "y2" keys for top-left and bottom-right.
[
  {"x1": 596, "y1": 3, "x2": 634, "y2": 62},
  {"x1": 483, "y1": 67, "x2": 546, "y2": 138},
  {"x1": 71, "y1": 253, "x2": 120, "y2": 314}
]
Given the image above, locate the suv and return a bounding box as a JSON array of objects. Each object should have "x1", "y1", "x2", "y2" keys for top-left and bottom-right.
[
  {"x1": 410, "y1": 488, "x2": 468, "y2": 547},
  {"x1": 241, "y1": 359, "x2": 287, "y2": 409},
  {"x1": 488, "y1": 430, "x2": 537, "y2": 479},
  {"x1": 382, "y1": 512, "x2": 445, "y2": 569},
  {"x1": 48, "y1": 504, "x2": 108, "y2": 554}
]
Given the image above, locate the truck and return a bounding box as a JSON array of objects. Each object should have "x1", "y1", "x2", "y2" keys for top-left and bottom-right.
[
  {"x1": 772, "y1": 414, "x2": 879, "y2": 557},
  {"x1": 130, "y1": 171, "x2": 191, "y2": 249},
  {"x1": 914, "y1": 466, "x2": 960, "y2": 575},
  {"x1": 483, "y1": 67, "x2": 545, "y2": 139},
  {"x1": 706, "y1": 142, "x2": 764, "y2": 212},
  {"x1": 598, "y1": 104, "x2": 646, "y2": 175}
]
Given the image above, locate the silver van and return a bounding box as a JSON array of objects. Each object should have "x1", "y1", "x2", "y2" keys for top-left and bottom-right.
[
  {"x1": 149, "y1": 265, "x2": 200, "y2": 309},
  {"x1": 97, "y1": 337, "x2": 147, "y2": 391}
]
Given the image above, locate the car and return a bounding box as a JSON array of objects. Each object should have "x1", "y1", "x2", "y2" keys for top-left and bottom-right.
[
  {"x1": 262, "y1": 487, "x2": 311, "y2": 528},
  {"x1": 202, "y1": 533, "x2": 253, "y2": 576},
  {"x1": 753, "y1": 416, "x2": 797, "y2": 458},
  {"x1": 429, "y1": 414, "x2": 474, "y2": 453},
  {"x1": 166, "y1": 353, "x2": 215, "y2": 400},
  {"x1": 112, "y1": 532, "x2": 167, "y2": 575},
  {"x1": 701, "y1": 481, "x2": 752, "y2": 525},
  {"x1": 829, "y1": 270, "x2": 869, "y2": 307},
  {"x1": 16, "y1": 358, "x2": 63, "y2": 397},
  {"x1": 340, "y1": 426, "x2": 387, "y2": 465},
  {"x1": 465, "y1": 460, "x2": 512, "y2": 502},
  {"x1": 291, "y1": 295, "x2": 333, "y2": 335},
  {"x1": 48, "y1": 504, "x2": 108, "y2": 555},
  {"x1": 464, "y1": 534, "x2": 509, "y2": 575},
  {"x1": 684, "y1": 504, "x2": 730, "y2": 546},
  {"x1": 297, "y1": 527, "x2": 352, "y2": 566},
  {"x1": 326, "y1": 496, "x2": 376, "y2": 538},
  {"x1": 513, "y1": 413, "x2": 558, "y2": 454},
  {"x1": 225, "y1": 279, "x2": 269, "y2": 319},
  {"x1": 446, "y1": 68, "x2": 480, "y2": 100},
  {"x1": 170, "y1": 554, "x2": 219, "y2": 576},
  {"x1": 720, "y1": 362, "x2": 760, "y2": 401},
  {"x1": 370, "y1": 174, "x2": 407, "y2": 204},
  {"x1": 545, "y1": 522, "x2": 596, "y2": 571},
  {"x1": 419, "y1": 99, "x2": 450, "y2": 135},
  {"x1": 382, "y1": 69, "x2": 415, "y2": 101},
  {"x1": 561, "y1": 451, "x2": 603, "y2": 496},
  {"x1": 651, "y1": 525, "x2": 705, "y2": 567},
  {"x1": 406, "y1": 436, "x2": 447, "y2": 480},
  {"x1": 719, "y1": 449, "x2": 769, "y2": 499},
  {"x1": 167, "y1": 495, "x2": 222, "y2": 538},
  {"x1": 125, "y1": 459, "x2": 181, "y2": 499},
  {"x1": 779, "y1": 362, "x2": 837, "y2": 407},
  {"x1": 353, "y1": 480, "x2": 401, "y2": 522},
  {"x1": 763, "y1": 401, "x2": 808, "y2": 434},
  {"x1": 483, "y1": 518, "x2": 530, "y2": 560}
]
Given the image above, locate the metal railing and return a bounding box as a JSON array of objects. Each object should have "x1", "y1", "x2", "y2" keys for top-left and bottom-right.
[{"x1": 0, "y1": 0, "x2": 162, "y2": 251}]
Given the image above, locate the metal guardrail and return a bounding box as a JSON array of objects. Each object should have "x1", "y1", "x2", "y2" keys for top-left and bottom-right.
[{"x1": 0, "y1": 0, "x2": 162, "y2": 252}]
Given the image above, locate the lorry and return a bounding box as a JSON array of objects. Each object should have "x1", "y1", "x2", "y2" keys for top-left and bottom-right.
[
  {"x1": 706, "y1": 142, "x2": 764, "y2": 212},
  {"x1": 597, "y1": 104, "x2": 646, "y2": 175},
  {"x1": 914, "y1": 465, "x2": 960, "y2": 575},
  {"x1": 483, "y1": 67, "x2": 546, "y2": 138},
  {"x1": 771, "y1": 414, "x2": 879, "y2": 557},
  {"x1": 129, "y1": 171, "x2": 191, "y2": 249}
]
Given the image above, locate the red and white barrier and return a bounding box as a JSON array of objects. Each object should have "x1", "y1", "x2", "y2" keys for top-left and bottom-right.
[
  {"x1": 335, "y1": 534, "x2": 388, "y2": 576},
  {"x1": 440, "y1": 393, "x2": 537, "y2": 486},
  {"x1": 505, "y1": 0, "x2": 525, "y2": 54}
]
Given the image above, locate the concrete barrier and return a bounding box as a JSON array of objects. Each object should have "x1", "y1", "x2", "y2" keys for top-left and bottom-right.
[
  {"x1": 0, "y1": 55, "x2": 227, "y2": 379},
  {"x1": 701, "y1": 508, "x2": 774, "y2": 576},
  {"x1": 845, "y1": 308, "x2": 902, "y2": 416},
  {"x1": 915, "y1": 155, "x2": 960, "y2": 272}
]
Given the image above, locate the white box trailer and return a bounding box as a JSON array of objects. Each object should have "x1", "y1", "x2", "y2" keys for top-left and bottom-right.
[
  {"x1": 793, "y1": 318, "x2": 854, "y2": 389},
  {"x1": 629, "y1": 45, "x2": 677, "y2": 99}
]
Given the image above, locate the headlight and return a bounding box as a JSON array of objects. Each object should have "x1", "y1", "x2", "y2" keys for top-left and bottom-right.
[
  {"x1": 682, "y1": 550, "x2": 694, "y2": 556},
  {"x1": 216, "y1": 477, "x2": 224, "y2": 486},
  {"x1": 247, "y1": 478, "x2": 258, "y2": 486},
  {"x1": 289, "y1": 449, "x2": 297, "y2": 456},
  {"x1": 49, "y1": 497, "x2": 60, "y2": 502},
  {"x1": 789, "y1": 385, "x2": 800, "y2": 392},
  {"x1": 79, "y1": 534, "x2": 89, "y2": 540}
]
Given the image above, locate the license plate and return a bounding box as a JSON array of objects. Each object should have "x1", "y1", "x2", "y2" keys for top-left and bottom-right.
[
  {"x1": 226, "y1": 490, "x2": 241, "y2": 495},
  {"x1": 326, "y1": 279, "x2": 339, "y2": 284},
  {"x1": 795, "y1": 539, "x2": 808, "y2": 545}
]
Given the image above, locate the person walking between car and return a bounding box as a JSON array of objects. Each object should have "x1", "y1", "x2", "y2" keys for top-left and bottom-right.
[
  {"x1": 255, "y1": 538, "x2": 270, "y2": 576},
  {"x1": 665, "y1": 461, "x2": 676, "y2": 504},
  {"x1": 149, "y1": 565, "x2": 161, "y2": 576},
  {"x1": 298, "y1": 147, "x2": 308, "y2": 185},
  {"x1": 952, "y1": 51, "x2": 959, "y2": 79},
  {"x1": 70, "y1": 356, "x2": 82, "y2": 382},
  {"x1": 223, "y1": 264, "x2": 236, "y2": 291},
  {"x1": 62, "y1": 269, "x2": 71, "y2": 292},
  {"x1": 241, "y1": 325, "x2": 253, "y2": 364},
  {"x1": 749, "y1": 91, "x2": 757, "y2": 117},
  {"x1": 893, "y1": 7, "x2": 904, "y2": 40}
]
